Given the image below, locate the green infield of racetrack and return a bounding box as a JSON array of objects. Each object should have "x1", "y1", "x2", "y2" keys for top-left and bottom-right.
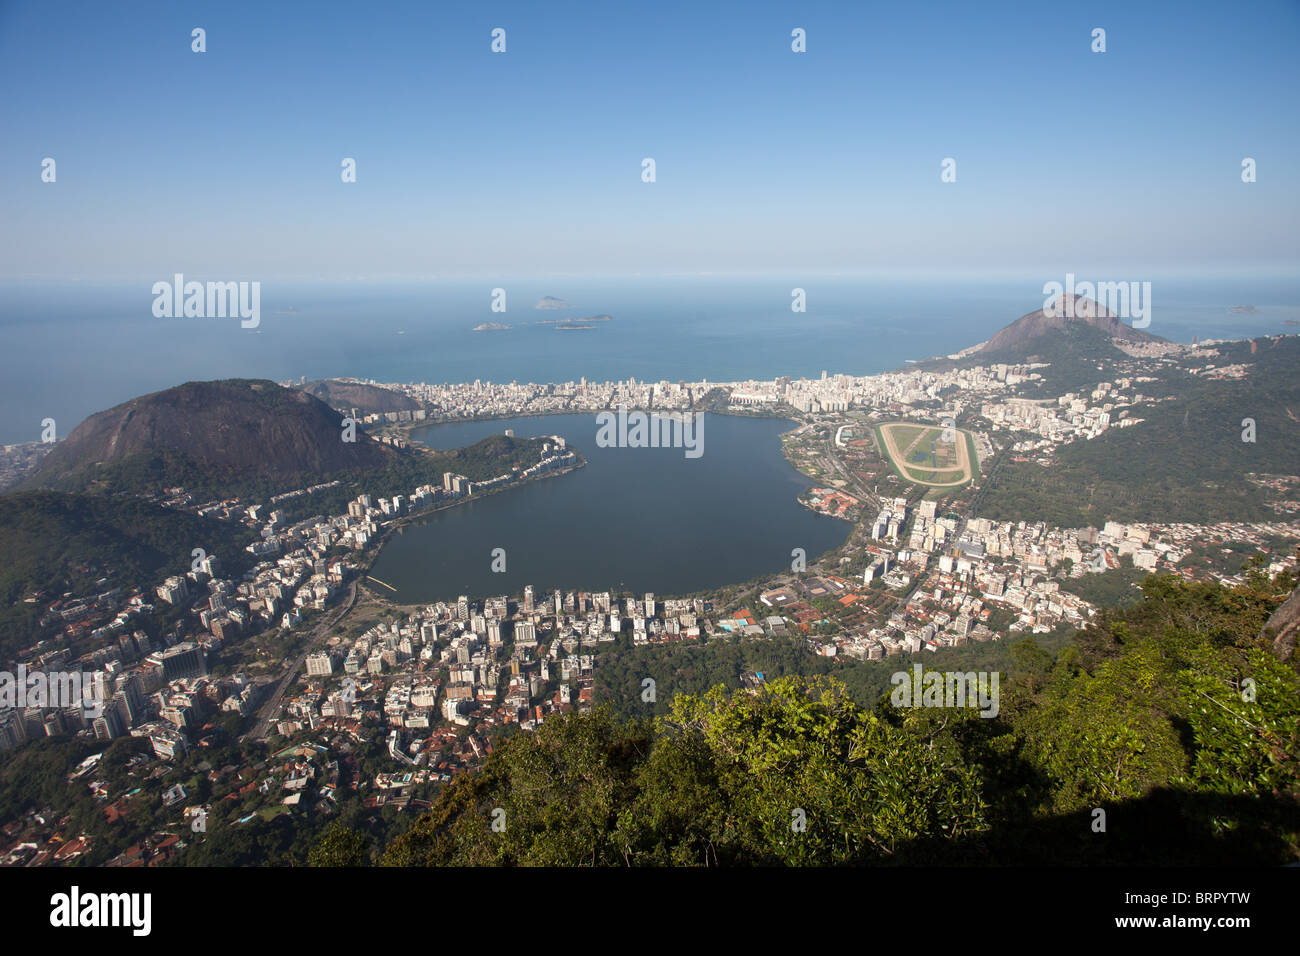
[{"x1": 873, "y1": 421, "x2": 979, "y2": 489}]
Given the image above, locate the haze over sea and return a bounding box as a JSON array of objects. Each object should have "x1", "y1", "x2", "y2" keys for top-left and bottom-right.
[{"x1": 1, "y1": 275, "x2": 1297, "y2": 446}]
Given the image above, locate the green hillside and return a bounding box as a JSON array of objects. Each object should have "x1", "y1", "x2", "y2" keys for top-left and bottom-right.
[
  {"x1": 0, "y1": 491, "x2": 259, "y2": 660},
  {"x1": 977, "y1": 336, "x2": 1300, "y2": 525}
]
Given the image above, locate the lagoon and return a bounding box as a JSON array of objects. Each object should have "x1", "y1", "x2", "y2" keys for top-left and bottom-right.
[{"x1": 366, "y1": 413, "x2": 849, "y2": 603}]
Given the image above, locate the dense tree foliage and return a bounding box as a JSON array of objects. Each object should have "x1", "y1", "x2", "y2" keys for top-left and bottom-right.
[
  {"x1": 308, "y1": 821, "x2": 370, "y2": 866},
  {"x1": 1057, "y1": 558, "x2": 1149, "y2": 608},
  {"x1": 381, "y1": 678, "x2": 986, "y2": 866},
  {"x1": 382, "y1": 571, "x2": 1300, "y2": 866},
  {"x1": 592, "y1": 629, "x2": 1075, "y2": 721}
]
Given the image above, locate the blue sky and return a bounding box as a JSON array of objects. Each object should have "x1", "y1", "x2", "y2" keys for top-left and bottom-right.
[{"x1": 1, "y1": 0, "x2": 1297, "y2": 279}]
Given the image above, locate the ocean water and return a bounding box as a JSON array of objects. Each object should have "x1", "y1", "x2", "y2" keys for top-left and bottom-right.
[{"x1": 0, "y1": 275, "x2": 1296, "y2": 445}]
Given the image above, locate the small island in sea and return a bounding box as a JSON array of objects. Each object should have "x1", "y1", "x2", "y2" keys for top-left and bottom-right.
[
  {"x1": 537, "y1": 314, "x2": 614, "y2": 328},
  {"x1": 1229, "y1": 304, "x2": 1259, "y2": 313},
  {"x1": 535, "y1": 296, "x2": 569, "y2": 310},
  {"x1": 473, "y1": 322, "x2": 511, "y2": 331}
]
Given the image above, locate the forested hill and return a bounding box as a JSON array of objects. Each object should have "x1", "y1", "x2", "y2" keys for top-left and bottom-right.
[
  {"x1": 13, "y1": 378, "x2": 568, "y2": 518},
  {"x1": 0, "y1": 490, "x2": 258, "y2": 660},
  {"x1": 976, "y1": 334, "x2": 1300, "y2": 525},
  {"x1": 22, "y1": 379, "x2": 399, "y2": 496}
]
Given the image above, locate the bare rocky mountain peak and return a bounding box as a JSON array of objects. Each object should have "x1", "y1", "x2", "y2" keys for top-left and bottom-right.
[
  {"x1": 1044, "y1": 293, "x2": 1116, "y2": 320},
  {"x1": 974, "y1": 294, "x2": 1158, "y2": 356}
]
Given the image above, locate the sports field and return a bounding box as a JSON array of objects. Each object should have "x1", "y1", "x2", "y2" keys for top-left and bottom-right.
[{"x1": 874, "y1": 421, "x2": 977, "y2": 487}]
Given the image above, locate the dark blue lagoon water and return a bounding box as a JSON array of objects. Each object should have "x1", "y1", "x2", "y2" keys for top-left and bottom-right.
[{"x1": 365, "y1": 413, "x2": 849, "y2": 602}]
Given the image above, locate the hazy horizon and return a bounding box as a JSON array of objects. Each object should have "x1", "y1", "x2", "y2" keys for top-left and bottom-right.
[{"x1": 2, "y1": 272, "x2": 1296, "y2": 446}]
